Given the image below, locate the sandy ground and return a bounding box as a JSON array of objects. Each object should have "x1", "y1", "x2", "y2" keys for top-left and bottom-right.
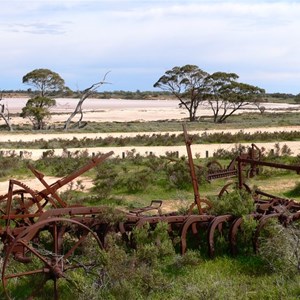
[
  {"x1": 2, "y1": 141, "x2": 300, "y2": 161},
  {"x1": 1, "y1": 98, "x2": 300, "y2": 159},
  {"x1": 1, "y1": 98, "x2": 300, "y2": 194},
  {"x1": 0, "y1": 176, "x2": 94, "y2": 197},
  {"x1": 2, "y1": 97, "x2": 300, "y2": 125}
]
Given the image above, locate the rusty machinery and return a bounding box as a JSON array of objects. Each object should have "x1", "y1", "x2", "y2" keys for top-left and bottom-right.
[
  {"x1": 206, "y1": 143, "x2": 262, "y2": 181},
  {"x1": 0, "y1": 126, "x2": 300, "y2": 299}
]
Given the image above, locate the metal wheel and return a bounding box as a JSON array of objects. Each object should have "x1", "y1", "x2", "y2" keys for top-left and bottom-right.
[
  {"x1": 218, "y1": 182, "x2": 251, "y2": 198},
  {"x1": 2, "y1": 218, "x2": 103, "y2": 300},
  {"x1": 207, "y1": 214, "x2": 234, "y2": 257},
  {"x1": 206, "y1": 160, "x2": 223, "y2": 173}
]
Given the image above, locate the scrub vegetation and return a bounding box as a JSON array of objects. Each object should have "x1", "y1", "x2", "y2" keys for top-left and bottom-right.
[{"x1": 1, "y1": 146, "x2": 300, "y2": 299}]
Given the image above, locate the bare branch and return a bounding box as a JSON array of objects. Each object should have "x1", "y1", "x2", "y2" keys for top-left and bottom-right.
[
  {"x1": 63, "y1": 72, "x2": 111, "y2": 130},
  {"x1": 0, "y1": 96, "x2": 13, "y2": 131}
]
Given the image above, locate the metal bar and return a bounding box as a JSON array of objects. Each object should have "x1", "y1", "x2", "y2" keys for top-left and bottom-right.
[
  {"x1": 30, "y1": 151, "x2": 114, "y2": 198},
  {"x1": 237, "y1": 157, "x2": 300, "y2": 173},
  {"x1": 182, "y1": 123, "x2": 202, "y2": 214}
]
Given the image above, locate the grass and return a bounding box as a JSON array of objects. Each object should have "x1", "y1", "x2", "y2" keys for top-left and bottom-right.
[
  {"x1": 153, "y1": 256, "x2": 300, "y2": 300},
  {"x1": 1, "y1": 114, "x2": 300, "y2": 299},
  {"x1": 1, "y1": 240, "x2": 299, "y2": 299}
]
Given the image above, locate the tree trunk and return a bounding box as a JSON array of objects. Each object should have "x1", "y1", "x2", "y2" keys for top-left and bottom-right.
[
  {"x1": 0, "y1": 104, "x2": 13, "y2": 131},
  {"x1": 64, "y1": 73, "x2": 109, "y2": 131}
]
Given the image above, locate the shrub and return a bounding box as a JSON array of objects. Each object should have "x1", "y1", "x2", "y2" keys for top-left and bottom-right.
[
  {"x1": 258, "y1": 220, "x2": 300, "y2": 277},
  {"x1": 0, "y1": 155, "x2": 28, "y2": 178},
  {"x1": 93, "y1": 161, "x2": 119, "y2": 199},
  {"x1": 208, "y1": 188, "x2": 255, "y2": 217},
  {"x1": 133, "y1": 221, "x2": 175, "y2": 266},
  {"x1": 120, "y1": 169, "x2": 154, "y2": 193},
  {"x1": 166, "y1": 158, "x2": 192, "y2": 190}
]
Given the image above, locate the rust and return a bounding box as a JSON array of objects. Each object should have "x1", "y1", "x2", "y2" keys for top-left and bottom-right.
[
  {"x1": 207, "y1": 143, "x2": 262, "y2": 181},
  {"x1": 1, "y1": 128, "x2": 300, "y2": 300}
]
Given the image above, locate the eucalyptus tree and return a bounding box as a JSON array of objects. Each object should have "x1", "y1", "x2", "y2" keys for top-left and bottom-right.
[
  {"x1": 21, "y1": 68, "x2": 65, "y2": 130},
  {"x1": 154, "y1": 65, "x2": 208, "y2": 121},
  {"x1": 20, "y1": 96, "x2": 56, "y2": 130},
  {"x1": 204, "y1": 72, "x2": 265, "y2": 123},
  {"x1": 22, "y1": 68, "x2": 65, "y2": 97}
]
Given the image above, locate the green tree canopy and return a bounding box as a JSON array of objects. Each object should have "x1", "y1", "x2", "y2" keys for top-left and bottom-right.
[
  {"x1": 154, "y1": 65, "x2": 208, "y2": 121},
  {"x1": 20, "y1": 96, "x2": 56, "y2": 130},
  {"x1": 204, "y1": 72, "x2": 265, "y2": 123},
  {"x1": 21, "y1": 68, "x2": 65, "y2": 130},
  {"x1": 22, "y1": 68, "x2": 65, "y2": 97},
  {"x1": 154, "y1": 65, "x2": 265, "y2": 123}
]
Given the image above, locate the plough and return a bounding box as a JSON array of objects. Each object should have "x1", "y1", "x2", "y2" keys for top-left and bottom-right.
[
  {"x1": 0, "y1": 125, "x2": 300, "y2": 299},
  {"x1": 206, "y1": 143, "x2": 262, "y2": 181}
]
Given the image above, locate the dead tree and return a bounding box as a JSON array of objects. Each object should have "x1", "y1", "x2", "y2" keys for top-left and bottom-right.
[
  {"x1": 63, "y1": 73, "x2": 110, "y2": 130},
  {"x1": 0, "y1": 93, "x2": 13, "y2": 131}
]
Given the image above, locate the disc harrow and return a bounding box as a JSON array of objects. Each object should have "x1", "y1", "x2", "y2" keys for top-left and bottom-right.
[{"x1": 0, "y1": 126, "x2": 300, "y2": 299}]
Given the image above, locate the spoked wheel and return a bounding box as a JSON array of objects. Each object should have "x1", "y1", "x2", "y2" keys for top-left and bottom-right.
[{"x1": 2, "y1": 218, "x2": 103, "y2": 300}]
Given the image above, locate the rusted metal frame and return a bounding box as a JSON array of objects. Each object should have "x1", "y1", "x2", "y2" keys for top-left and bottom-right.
[
  {"x1": 254, "y1": 191, "x2": 300, "y2": 212},
  {"x1": 129, "y1": 200, "x2": 163, "y2": 216},
  {"x1": 5, "y1": 180, "x2": 14, "y2": 234},
  {"x1": 1, "y1": 213, "x2": 40, "y2": 220},
  {"x1": 229, "y1": 213, "x2": 261, "y2": 256},
  {"x1": 287, "y1": 211, "x2": 300, "y2": 223},
  {"x1": 3, "y1": 151, "x2": 115, "y2": 223},
  {"x1": 207, "y1": 214, "x2": 234, "y2": 258},
  {"x1": 182, "y1": 124, "x2": 203, "y2": 215},
  {"x1": 2, "y1": 217, "x2": 102, "y2": 300},
  {"x1": 38, "y1": 151, "x2": 114, "y2": 197},
  {"x1": 237, "y1": 156, "x2": 300, "y2": 194},
  {"x1": 218, "y1": 182, "x2": 251, "y2": 198},
  {"x1": 180, "y1": 214, "x2": 214, "y2": 255},
  {"x1": 237, "y1": 157, "x2": 300, "y2": 173},
  {"x1": 20, "y1": 206, "x2": 130, "y2": 242},
  {"x1": 250, "y1": 143, "x2": 262, "y2": 160},
  {"x1": 27, "y1": 151, "x2": 114, "y2": 209},
  {"x1": 237, "y1": 159, "x2": 244, "y2": 190},
  {"x1": 3, "y1": 180, "x2": 53, "y2": 219},
  {"x1": 28, "y1": 165, "x2": 67, "y2": 209},
  {"x1": 254, "y1": 189, "x2": 288, "y2": 202},
  {"x1": 135, "y1": 215, "x2": 188, "y2": 228},
  {"x1": 207, "y1": 169, "x2": 237, "y2": 181},
  {"x1": 229, "y1": 216, "x2": 243, "y2": 256},
  {"x1": 246, "y1": 144, "x2": 262, "y2": 177}
]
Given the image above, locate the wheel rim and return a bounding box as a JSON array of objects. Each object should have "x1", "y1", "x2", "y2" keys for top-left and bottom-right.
[{"x1": 2, "y1": 218, "x2": 103, "y2": 300}]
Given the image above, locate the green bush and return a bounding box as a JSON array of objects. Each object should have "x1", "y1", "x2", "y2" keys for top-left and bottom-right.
[
  {"x1": 166, "y1": 158, "x2": 192, "y2": 190},
  {"x1": 0, "y1": 155, "x2": 27, "y2": 178},
  {"x1": 258, "y1": 220, "x2": 300, "y2": 277},
  {"x1": 208, "y1": 188, "x2": 255, "y2": 217},
  {"x1": 93, "y1": 161, "x2": 119, "y2": 199},
  {"x1": 120, "y1": 169, "x2": 154, "y2": 194},
  {"x1": 133, "y1": 221, "x2": 175, "y2": 266}
]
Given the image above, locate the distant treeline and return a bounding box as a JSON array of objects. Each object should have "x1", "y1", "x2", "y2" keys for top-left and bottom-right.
[
  {"x1": 1, "y1": 89, "x2": 175, "y2": 100},
  {"x1": 2, "y1": 90, "x2": 300, "y2": 101}
]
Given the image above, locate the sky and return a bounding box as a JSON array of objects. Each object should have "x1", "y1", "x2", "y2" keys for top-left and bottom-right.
[{"x1": 0, "y1": 0, "x2": 300, "y2": 94}]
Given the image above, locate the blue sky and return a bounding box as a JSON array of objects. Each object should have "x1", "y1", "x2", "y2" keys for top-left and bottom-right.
[{"x1": 1, "y1": 0, "x2": 300, "y2": 94}]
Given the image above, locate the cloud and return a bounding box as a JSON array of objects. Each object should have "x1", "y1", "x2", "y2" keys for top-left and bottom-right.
[
  {"x1": 5, "y1": 22, "x2": 68, "y2": 35},
  {"x1": 0, "y1": 1, "x2": 300, "y2": 93}
]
